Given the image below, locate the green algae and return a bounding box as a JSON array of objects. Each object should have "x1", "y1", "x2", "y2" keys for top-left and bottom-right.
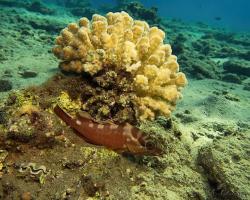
[{"x1": 7, "y1": 116, "x2": 36, "y2": 142}]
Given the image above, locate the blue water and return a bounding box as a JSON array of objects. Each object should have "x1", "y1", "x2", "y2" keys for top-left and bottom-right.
[
  {"x1": 143, "y1": 0, "x2": 250, "y2": 32},
  {"x1": 6, "y1": 0, "x2": 250, "y2": 32},
  {"x1": 89, "y1": 0, "x2": 250, "y2": 32}
]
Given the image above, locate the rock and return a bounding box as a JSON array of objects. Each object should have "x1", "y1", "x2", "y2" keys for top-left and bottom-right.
[
  {"x1": 120, "y1": 2, "x2": 161, "y2": 25},
  {"x1": 171, "y1": 34, "x2": 187, "y2": 56},
  {"x1": 0, "y1": 51, "x2": 7, "y2": 61},
  {"x1": 172, "y1": 41, "x2": 185, "y2": 55},
  {"x1": 7, "y1": 115, "x2": 36, "y2": 142},
  {"x1": 192, "y1": 39, "x2": 213, "y2": 56},
  {"x1": 223, "y1": 93, "x2": 240, "y2": 102},
  {"x1": 28, "y1": 19, "x2": 60, "y2": 32},
  {"x1": 237, "y1": 121, "x2": 250, "y2": 132},
  {"x1": 239, "y1": 50, "x2": 250, "y2": 61},
  {"x1": 81, "y1": 174, "x2": 104, "y2": 197},
  {"x1": 179, "y1": 55, "x2": 218, "y2": 79},
  {"x1": 243, "y1": 82, "x2": 250, "y2": 91},
  {"x1": 0, "y1": 109, "x2": 7, "y2": 124},
  {"x1": 1, "y1": 179, "x2": 16, "y2": 199},
  {"x1": 175, "y1": 112, "x2": 198, "y2": 123},
  {"x1": 222, "y1": 73, "x2": 242, "y2": 84},
  {"x1": 0, "y1": 79, "x2": 12, "y2": 92},
  {"x1": 26, "y1": 1, "x2": 55, "y2": 15},
  {"x1": 198, "y1": 133, "x2": 250, "y2": 200},
  {"x1": 223, "y1": 60, "x2": 250, "y2": 76},
  {"x1": 212, "y1": 32, "x2": 235, "y2": 42},
  {"x1": 19, "y1": 70, "x2": 38, "y2": 78},
  {"x1": 0, "y1": 0, "x2": 26, "y2": 7},
  {"x1": 5, "y1": 93, "x2": 17, "y2": 106},
  {"x1": 25, "y1": 17, "x2": 65, "y2": 33},
  {"x1": 3, "y1": 70, "x2": 12, "y2": 77},
  {"x1": 70, "y1": 7, "x2": 96, "y2": 19},
  {"x1": 20, "y1": 29, "x2": 33, "y2": 36}
]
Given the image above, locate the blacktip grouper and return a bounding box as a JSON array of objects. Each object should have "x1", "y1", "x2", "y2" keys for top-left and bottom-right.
[{"x1": 54, "y1": 105, "x2": 162, "y2": 156}]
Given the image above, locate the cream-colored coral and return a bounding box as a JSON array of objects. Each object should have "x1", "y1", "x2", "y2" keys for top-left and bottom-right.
[{"x1": 52, "y1": 11, "x2": 187, "y2": 121}]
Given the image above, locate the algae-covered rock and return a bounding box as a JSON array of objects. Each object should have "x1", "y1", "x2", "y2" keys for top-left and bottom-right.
[
  {"x1": 198, "y1": 133, "x2": 250, "y2": 200},
  {"x1": 70, "y1": 7, "x2": 97, "y2": 18},
  {"x1": 178, "y1": 54, "x2": 219, "y2": 79},
  {"x1": 0, "y1": 91, "x2": 63, "y2": 148},
  {"x1": 128, "y1": 120, "x2": 213, "y2": 199},
  {"x1": 222, "y1": 73, "x2": 242, "y2": 84},
  {"x1": 0, "y1": 0, "x2": 26, "y2": 7},
  {"x1": 26, "y1": 0, "x2": 55, "y2": 15},
  {"x1": 7, "y1": 115, "x2": 36, "y2": 142},
  {"x1": 119, "y1": 2, "x2": 160, "y2": 25},
  {"x1": 243, "y1": 81, "x2": 250, "y2": 91},
  {"x1": 0, "y1": 79, "x2": 12, "y2": 92},
  {"x1": 223, "y1": 59, "x2": 250, "y2": 76}
]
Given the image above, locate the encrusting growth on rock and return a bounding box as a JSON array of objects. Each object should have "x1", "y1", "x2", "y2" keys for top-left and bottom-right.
[{"x1": 53, "y1": 11, "x2": 187, "y2": 121}]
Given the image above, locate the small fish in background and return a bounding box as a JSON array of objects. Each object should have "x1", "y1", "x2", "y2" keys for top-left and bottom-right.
[{"x1": 214, "y1": 16, "x2": 222, "y2": 21}]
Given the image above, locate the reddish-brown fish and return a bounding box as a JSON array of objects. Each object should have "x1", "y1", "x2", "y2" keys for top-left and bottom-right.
[{"x1": 54, "y1": 105, "x2": 162, "y2": 155}]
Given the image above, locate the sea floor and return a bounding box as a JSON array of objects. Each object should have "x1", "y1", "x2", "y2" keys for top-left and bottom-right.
[{"x1": 0, "y1": 3, "x2": 250, "y2": 200}]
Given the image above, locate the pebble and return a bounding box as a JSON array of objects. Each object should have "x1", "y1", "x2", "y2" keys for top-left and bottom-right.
[
  {"x1": 19, "y1": 70, "x2": 38, "y2": 78},
  {"x1": 126, "y1": 168, "x2": 131, "y2": 174},
  {"x1": 21, "y1": 192, "x2": 32, "y2": 200},
  {"x1": 66, "y1": 188, "x2": 75, "y2": 195}
]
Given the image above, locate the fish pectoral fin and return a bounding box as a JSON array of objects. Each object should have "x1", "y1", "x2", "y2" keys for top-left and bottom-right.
[
  {"x1": 113, "y1": 149, "x2": 126, "y2": 154},
  {"x1": 74, "y1": 130, "x2": 99, "y2": 146},
  {"x1": 77, "y1": 112, "x2": 113, "y2": 124},
  {"x1": 98, "y1": 120, "x2": 114, "y2": 125},
  {"x1": 126, "y1": 143, "x2": 146, "y2": 155}
]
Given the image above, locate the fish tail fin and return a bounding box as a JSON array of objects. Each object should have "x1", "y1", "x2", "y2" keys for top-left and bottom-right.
[{"x1": 54, "y1": 105, "x2": 75, "y2": 127}]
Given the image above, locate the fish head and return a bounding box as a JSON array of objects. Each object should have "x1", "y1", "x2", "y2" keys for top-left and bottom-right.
[
  {"x1": 137, "y1": 135, "x2": 164, "y2": 156},
  {"x1": 143, "y1": 140, "x2": 164, "y2": 156}
]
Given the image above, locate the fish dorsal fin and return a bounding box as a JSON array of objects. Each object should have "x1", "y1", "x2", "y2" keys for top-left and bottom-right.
[
  {"x1": 77, "y1": 111, "x2": 93, "y2": 120},
  {"x1": 98, "y1": 120, "x2": 114, "y2": 125},
  {"x1": 78, "y1": 111, "x2": 115, "y2": 124}
]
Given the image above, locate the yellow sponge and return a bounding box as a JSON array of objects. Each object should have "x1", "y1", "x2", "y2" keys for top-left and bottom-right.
[{"x1": 52, "y1": 11, "x2": 187, "y2": 121}]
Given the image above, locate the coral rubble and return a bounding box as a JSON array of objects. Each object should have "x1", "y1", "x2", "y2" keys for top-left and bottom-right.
[{"x1": 52, "y1": 11, "x2": 187, "y2": 121}]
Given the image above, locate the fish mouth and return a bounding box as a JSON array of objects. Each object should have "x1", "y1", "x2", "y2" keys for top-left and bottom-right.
[{"x1": 146, "y1": 147, "x2": 164, "y2": 156}]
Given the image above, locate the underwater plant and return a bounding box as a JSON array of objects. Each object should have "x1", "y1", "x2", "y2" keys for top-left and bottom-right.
[{"x1": 52, "y1": 11, "x2": 187, "y2": 122}]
